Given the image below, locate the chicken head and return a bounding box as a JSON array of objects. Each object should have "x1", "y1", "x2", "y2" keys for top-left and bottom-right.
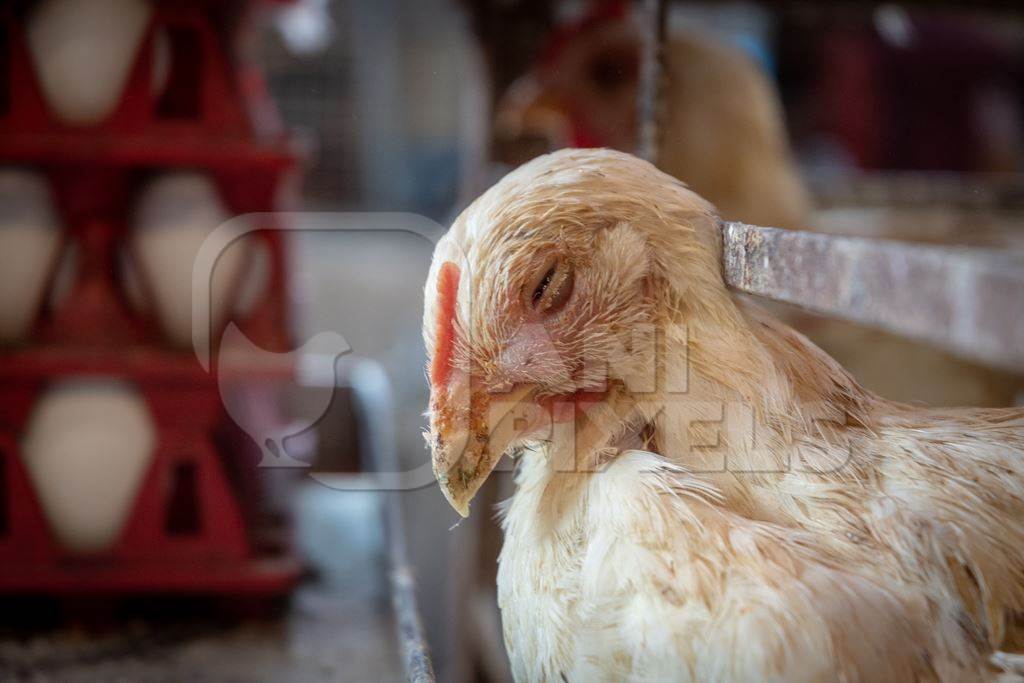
[{"x1": 425, "y1": 148, "x2": 725, "y2": 516}]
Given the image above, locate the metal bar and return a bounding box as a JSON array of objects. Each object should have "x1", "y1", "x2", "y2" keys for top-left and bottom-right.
[
  {"x1": 636, "y1": 0, "x2": 667, "y2": 164},
  {"x1": 386, "y1": 481, "x2": 436, "y2": 681},
  {"x1": 390, "y1": 541, "x2": 436, "y2": 683},
  {"x1": 343, "y1": 358, "x2": 436, "y2": 683},
  {"x1": 721, "y1": 221, "x2": 1024, "y2": 373}
]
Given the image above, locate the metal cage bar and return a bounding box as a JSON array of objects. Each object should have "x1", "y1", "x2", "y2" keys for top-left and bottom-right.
[
  {"x1": 721, "y1": 221, "x2": 1024, "y2": 373},
  {"x1": 636, "y1": 0, "x2": 667, "y2": 164}
]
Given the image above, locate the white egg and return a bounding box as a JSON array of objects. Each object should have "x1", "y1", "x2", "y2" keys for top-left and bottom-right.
[
  {"x1": 27, "y1": 0, "x2": 153, "y2": 125},
  {"x1": 0, "y1": 169, "x2": 62, "y2": 345},
  {"x1": 132, "y1": 173, "x2": 250, "y2": 348},
  {"x1": 22, "y1": 379, "x2": 157, "y2": 554}
]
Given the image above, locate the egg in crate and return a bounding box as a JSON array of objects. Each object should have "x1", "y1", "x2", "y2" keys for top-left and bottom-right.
[
  {"x1": 27, "y1": 0, "x2": 167, "y2": 125},
  {"x1": 0, "y1": 169, "x2": 62, "y2": 345},
  {"x1": 23, "y1": 379, "x2": 157, "y2": 554},
  {"x1": 129, "y1": 172, "x2": 259, "y2": 349}
]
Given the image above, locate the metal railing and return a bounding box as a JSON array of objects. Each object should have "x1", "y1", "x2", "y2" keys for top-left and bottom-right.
[{"x1": 638, "y1": 0, "x2": 1023, "y2": 375}]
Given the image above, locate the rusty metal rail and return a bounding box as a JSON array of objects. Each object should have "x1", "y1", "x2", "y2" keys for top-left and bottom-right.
[{"x1": 721, "y1": 221, "x2": 1024, "y2": 373}]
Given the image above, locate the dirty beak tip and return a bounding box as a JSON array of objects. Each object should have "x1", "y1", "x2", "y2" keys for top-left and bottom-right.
[
  {"x1": 448, "y1": 485, "x2": 471, "y2": 517},
  {"x1": 439, "y1": 484, "x2": 471, "y2": 518}
]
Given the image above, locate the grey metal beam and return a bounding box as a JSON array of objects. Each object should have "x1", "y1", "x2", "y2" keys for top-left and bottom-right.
[{"x1": 721, "y1": 221, "x2": 1024, "y2": 373}]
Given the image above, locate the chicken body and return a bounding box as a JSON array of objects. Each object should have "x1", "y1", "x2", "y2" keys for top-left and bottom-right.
[{"x1": 424, "y1": 149, "x2": 1024, "y2": 681}]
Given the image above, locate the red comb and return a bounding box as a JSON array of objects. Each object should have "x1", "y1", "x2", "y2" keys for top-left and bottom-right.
[
  {"x1": 540, "y1": 0, "x2": 629, "y2": 66},
  {"x1": 430, "y1": 261, "x2": 461, "y2": 392}
]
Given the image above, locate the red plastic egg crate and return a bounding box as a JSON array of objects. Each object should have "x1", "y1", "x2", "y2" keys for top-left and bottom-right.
[{"x1": 0, "y1": 1, "x2": 303, "y2": 594}]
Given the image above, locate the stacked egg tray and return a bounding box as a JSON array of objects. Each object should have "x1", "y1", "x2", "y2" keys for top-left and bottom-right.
[{"x1": 0, "y1": 1, "x2": 302, "y2": 594}]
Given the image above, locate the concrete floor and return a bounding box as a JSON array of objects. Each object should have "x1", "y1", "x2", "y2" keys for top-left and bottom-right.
[
  {"x1": 0, "y1": 590, "x2": 399, "y2": 683},
  {"x1": 0, "y1": 487, "x2": 403, "y2": 683}
]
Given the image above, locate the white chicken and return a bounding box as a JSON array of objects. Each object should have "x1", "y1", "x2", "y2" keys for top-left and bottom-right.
[{"x1": 424, "y1": 149, "x2": 1024, "y2": 681}]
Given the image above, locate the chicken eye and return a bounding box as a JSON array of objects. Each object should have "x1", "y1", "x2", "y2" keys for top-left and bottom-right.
[
  {"x1": 524, "y1": 257, "x2": 574, "y2": 315},
  {"x1": 589, "y1": 55, "x2": 626, "y2": 92},
  {"x1": 587, "y1": 47, "x2": 637, "y2": 94},
  {"x1": 532, "y1": 265, "x2": 556, "y2": 304}
]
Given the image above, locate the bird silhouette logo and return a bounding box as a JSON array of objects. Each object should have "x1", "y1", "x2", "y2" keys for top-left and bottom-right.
[{"x1": 218, "y1": 322, "x2": 351, "y2": 467}]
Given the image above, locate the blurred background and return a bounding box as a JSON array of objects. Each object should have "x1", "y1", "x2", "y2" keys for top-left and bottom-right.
[{"x1": 0, "y1": 0, "x2": 1022, "y2": 681}]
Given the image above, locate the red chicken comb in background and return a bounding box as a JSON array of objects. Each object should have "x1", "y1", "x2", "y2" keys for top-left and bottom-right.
[{"x1": 539, "y1": 0, "x2": 629, "y2": 67}]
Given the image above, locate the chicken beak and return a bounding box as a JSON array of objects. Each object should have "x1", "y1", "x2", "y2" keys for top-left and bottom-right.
[{"x1": 429, "y1": 376, "x2": 538, "y2": 517}]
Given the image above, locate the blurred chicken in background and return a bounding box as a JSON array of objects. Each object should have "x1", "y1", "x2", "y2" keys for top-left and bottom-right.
[{"x1": 494, "y1": 0, "x2": 810, "y2": 230}]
